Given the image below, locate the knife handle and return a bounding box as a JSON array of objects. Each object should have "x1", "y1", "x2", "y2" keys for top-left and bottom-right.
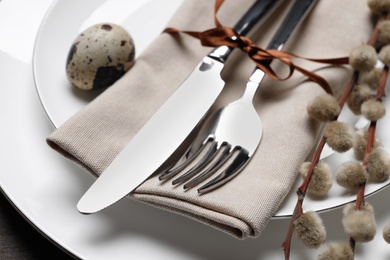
[{"x1": 208, "y1": 0, "x2": 282, "y2": 63}]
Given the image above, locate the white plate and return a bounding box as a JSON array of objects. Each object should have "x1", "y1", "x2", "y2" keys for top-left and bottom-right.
[
  {"x1": 33, "y1": 0, "x2": 390, "y2": 218},
  {"x1": 33, "y1": 0, "x2": 184, "y2": 128},
  {"x1": 2, "y1": 0, "x2": 390, "y2": 259}
]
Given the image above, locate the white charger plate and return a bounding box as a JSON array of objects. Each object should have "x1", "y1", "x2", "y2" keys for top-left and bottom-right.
[{"x1": 1, "y1": 0, "x2": 390, "y2": 259}]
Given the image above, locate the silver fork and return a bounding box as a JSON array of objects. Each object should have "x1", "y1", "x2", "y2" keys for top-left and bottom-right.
[{"x1": 159, "y1": 0, "x2": 318, "y2": 193}]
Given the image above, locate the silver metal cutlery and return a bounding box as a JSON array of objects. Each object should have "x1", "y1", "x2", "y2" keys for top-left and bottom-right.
[
  {"x1": 159, "y1": 0, "x2": 319, "y2": 193},
  {"x1": 77, "y1": 0, "x2": 282, "y2": 214}
]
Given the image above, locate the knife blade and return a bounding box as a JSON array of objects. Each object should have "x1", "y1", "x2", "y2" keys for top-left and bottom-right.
[{"x1": 77, "y1": 0, "x2": 283, "y2": 214}]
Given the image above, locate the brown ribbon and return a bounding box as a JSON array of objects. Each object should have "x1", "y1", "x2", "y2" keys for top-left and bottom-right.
[{"x1": 164, "y1": 0, "x2": 350, "y2": 95}]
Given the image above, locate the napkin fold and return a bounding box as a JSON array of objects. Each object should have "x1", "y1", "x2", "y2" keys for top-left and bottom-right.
[{"x1": 47, "y1": 0, "x2": 373, "y2": 239}]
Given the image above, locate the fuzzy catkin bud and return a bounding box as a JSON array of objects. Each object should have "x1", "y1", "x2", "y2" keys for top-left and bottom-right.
[
  {"x1": 343, "y1": 202, "x2": 375, "y2": 215},
  {"x1": 349, "y1": 44, "x2": 377, "y2": 71},
  {"x1": 307, "y1": 94, "x2": 340, "y2": 122},
  {"x1": 353, "y1": 130, "x2": 380, "y2": 160},
  {"x1": 361, "y1": 98, "x2": 386, "y2": 121},
  {"x1": 294, "y1": 211, "x2": 326, "y2": 248},
  {"x1": 379, "y1": 44, "x2": 390, "y2": 66},
  {"x1": 368, "y1": 0, "x2": 390, "y2": 14},
  {"x1": 383, "y1": 218, "x2": 390, "y2": 243},
  {"x1": 317, "y1": 242, "x2": 353, "y2": 260},
  {"x1": 300, "y1": 161, "x2": 332, "y2": 196},
  {"x1": 347, "y1": 84, "x2": 371, "y2": 115},
  {"x1": 324, "y1": 121, "x2": 354, "y2": 153},
  {"x1": 359, "y1": 68, "x2": 382, "y2": 90},
  {"x1": 366, "y1": 148, "x2": 390, "y2": 182},
  {"x1": 342, "y1": 202, "x2": 376, "y2": 242},
  {"x1": 336, "y1": 161, "x2": 367, "y2": 190},
  {"x1": 378, "y1": 20, "x2": 390, "y2": 44},
  {"x1": 343, "y1": 202, "x2": 356, "y2": 215}
]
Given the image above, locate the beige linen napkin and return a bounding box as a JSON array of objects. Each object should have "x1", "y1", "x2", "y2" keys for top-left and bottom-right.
[{"x1": 47, "y1": 0, "x2": 373, "y2": 239}]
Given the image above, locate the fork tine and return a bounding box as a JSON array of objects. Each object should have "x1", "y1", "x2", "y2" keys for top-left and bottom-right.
[
  {"x1": 197, "y1": 149, "x2": 250, "y2": 194},
  {"x1": 159, "y1": 136, "x2": 213, "y2": 181},
  {"x1": 171, "y1": 140, "x2": 223, "y2": 185},
  {"x1": 182, "y1": 144, "x2": 233, "y2": 190}
]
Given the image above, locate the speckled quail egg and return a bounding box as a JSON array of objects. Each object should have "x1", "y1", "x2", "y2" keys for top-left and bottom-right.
[{"x1": 66, "y1": 23, "x2": 135, "y2": 90}]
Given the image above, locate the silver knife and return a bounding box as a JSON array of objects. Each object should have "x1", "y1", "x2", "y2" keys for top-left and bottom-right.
[{"x1": 77, "y1": 0, "x2": 283, "y2": 214}]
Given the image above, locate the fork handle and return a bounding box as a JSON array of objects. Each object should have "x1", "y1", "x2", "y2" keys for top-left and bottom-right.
[
  {"x1": 208, "y1": 0, "x2": 282, "y2": 63},
  {"x1": 267, "y1": 0, "x2": 317, "y2": 50},
  {"x1": 248, "y1": 0, "x2": 318, "y2": 85}
]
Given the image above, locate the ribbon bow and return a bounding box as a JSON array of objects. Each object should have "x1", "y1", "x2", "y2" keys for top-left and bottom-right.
[{"x1": 164, "y1": 0, "x2": 350, "y2": 95}]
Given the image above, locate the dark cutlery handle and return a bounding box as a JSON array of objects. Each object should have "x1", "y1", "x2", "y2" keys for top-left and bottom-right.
[
  {"x1": 267, "y1": 0, "x2": 317, "y2": 50},
  {"x1": 208, "y1": 0, "x2": 282, "y2": 62}
]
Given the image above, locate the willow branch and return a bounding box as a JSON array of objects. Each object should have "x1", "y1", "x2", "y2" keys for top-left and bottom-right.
[
  {"x1": 281, "y1": 13, "x2": 385, "y2": 260},
  {"x1": 349, "y1": 64, "x2": 388, "y2": 251},
  {"x1": 281, "y1": 73, "x2": 358, "y2": 259}
]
